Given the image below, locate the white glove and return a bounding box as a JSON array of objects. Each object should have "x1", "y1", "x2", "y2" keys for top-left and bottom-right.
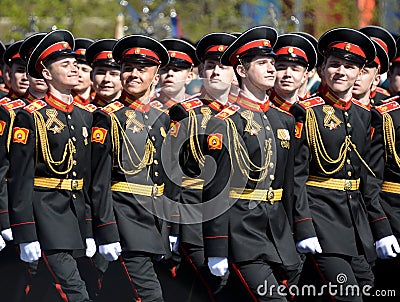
[
  {"x1": 1, "y1": 228, "x2": 13, "y2": 241},
  {"x1": 20, "y1": 241, "x2": 41, "y2": 263},
  {"x1": 296, "y1": 237, "x2": 322, "y2": 254},
  {"x1": 85, "y1": 238, "x2": 97, "y2": 258},
  {"x1": 99, "y1": 242, "x2": 122, "y2": 261},
  {"x1": 208, "y1": 257, "x2": 228, "y2": 276},
  {"x1": 375, "y1": 235, "x2": 400, "y2": 259},
  {"x1": 169, "y1": 235, "x2": 179, "y2": 252},
  {"x1": 0, "y1": 235, "x2": 5, "y2": 251}
]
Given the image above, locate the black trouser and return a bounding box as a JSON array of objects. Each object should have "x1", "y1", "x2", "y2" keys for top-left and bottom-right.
[
  {"x1": 120, "y1": 251, "x2": 164, "y2": 302},
  {"x1": 231, "y1": 259, "x2": 288, "y2": 302},
  {"x1": 372, "y1": 256, "x2": 400, "y2": 301},
  {"x1": 37, "y1": 250, "x2": 90, "y2": 302},
  {"x1": 297, "y1": 254, "x2": 374, "y2": 302}
]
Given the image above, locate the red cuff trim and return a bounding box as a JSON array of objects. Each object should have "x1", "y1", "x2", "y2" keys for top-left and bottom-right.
[
  {"x1": 11, "y1": 221, "x2": 35, "y2": 227},
  {"x1": 96, "y1": 222, "x2": 117, "y2": 228},
  {"x1": 370, "y1": 216, "x2": 388, "y2": 223},
  {"x1": 0, "y1": 210, "x2": 8, "y2": 214},
  {"x1": 295, "y1": 218, "x2": 312, "y2": 223},
  {"x1": 204, "y1": 236, "x2": 228, "y2": 239}
]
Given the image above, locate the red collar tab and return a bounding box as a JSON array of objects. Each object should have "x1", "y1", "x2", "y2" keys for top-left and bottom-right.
[
  {"x1": 123, "y1": 48, "x2": 160, "y2": 65},
  {"x1": 276, "y1": 46, "x2": 308, "y2": 62},
  {"x1": 321, "y1": 85, "x2": 352, "y2": 110},
  {"x1": 236, "y1": 92, "x2": 270, "y2": 112},
  {"x1": 168, "y1": 51, "x2": 193, "y2": 65},
  {"x1": 231, "y1": 39, "x2": 272, "y2": 66},
  {"x1": 120, "y1": 92, "x2": 150, "y2": 112},
  {"x1": 45, "y1": 93, "x2": 74, "y2": 113},
  {"x1": 328, "y1": 42, "x2": 366, "y2": 59},
  {"x1": 269, "y1": 89, "x2": 293, "y2": 112}
]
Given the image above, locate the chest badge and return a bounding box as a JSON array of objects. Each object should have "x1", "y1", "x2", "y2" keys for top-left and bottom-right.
[
  {"x1": 241, "y1": 110, "x2": 262, "y2": 135},
  {"x1": 45, "y1": 109, "x2": 65, "y2": 134},
  {"x1": 125, "y1": 110, "x2": 144, "y2": 133},
  {"x1": 322, "y1": 105, "x2": 342, "y2": 130}
]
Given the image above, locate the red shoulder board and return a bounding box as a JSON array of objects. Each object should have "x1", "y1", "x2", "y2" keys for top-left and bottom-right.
[
  {"x1": 375, "y1": 101, "x2": 400, "y2": 115},
  {"x1": 85, "y1": 103, "x2": 97, "y2": 112},
  {"x1": 298, "y1": 97, "x2": 324, "y2": 109},
  {"x1": 0, "y1": 97, "x2": 10, "y2": 105},
  {"x1": 376, "y1": 87, "x2": 390, "y2": 96},
  {"x1": 24, "y1": 100, "x2": 47, "y2": 113},
  {"x1": 381, "y1": 95, "x2": 400, "y2": 104},
  {"x1": 101, "y1": 101, "x2": 124, "y2": 115},
  {"x1": 351, "y1": 99, "x2": 370, "y2": 111},
  {"x1": 2, "y1": 99, "x2": 26, "y2": 111},
  {"x1": 150, "y1": 100, "x2": 163, "y2": 109},
  {"x1": 180, "y1": 99, "x2": 203, "y2": 111},
  {"x1": 215, "y1": 104, "x2": 240, "y2": 120}
]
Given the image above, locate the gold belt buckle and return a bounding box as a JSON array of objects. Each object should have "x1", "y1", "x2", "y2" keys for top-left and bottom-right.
[
  {"x1": 152, "y1": 185, "x2": 159, "y2": 198},
  {"x1": 344, "y1": 180, "x2": 352, "y2": 191},
  {"x1": 267, "y1": 189, "x2": 275, "y2": 204},
  {"x1": 71, "y1": 180, "x2": 79, "y2": 191}
]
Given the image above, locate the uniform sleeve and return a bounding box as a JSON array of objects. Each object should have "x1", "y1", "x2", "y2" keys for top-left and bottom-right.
[
  {"x1": 90, "y1": 110, "x2": 120, "y2": 245},
  {"x1": 0, "y1": 110, "x2": 10, "y2": 230},
  {"x1": 292, "y1": 106, "x2": 317, "y2": 242},
  {"x1": 365, "y1": 109, "x2": 393, "y2": 240},
  {"x1": 202, "y1": 117, "x2": 231, "y2": 258},
  {"x1": 8, "y1": 110, "x2": 37, "y2": 244}
]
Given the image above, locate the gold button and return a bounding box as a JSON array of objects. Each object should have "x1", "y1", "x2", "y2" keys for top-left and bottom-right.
[
  {"x1": 270, "y1": 175, "x2": 275, "y2": 181},
  {"x1": 152, "y1": 136, "x2": 156, "y2": 141},
  {"x1": 155, "y1": 172, "x2": 159, "y2": 176},
  {"x1": 71, "y1": 125, "x2": 75, "y2": 130},
  {"x1": 347, "y1": 159, "x2": 351, "y2": 164},
  {"x1": 72, "y1": 171, "x2": 77, "y2": 177},
  {"x1": 263, "y1": 115, "x2": 267, "y2": 120},
  {"x1": 73, "y1": 160, "x2": 77, "y2": 166},
  {"x1": 148, "y1": 125, "x2": 152, "y2": 130},
  {"x1": 347, "y1": 123, "x2": 351, "y2": 128},
  {"x1": 344, "y1": 112, "x2": 349, "y2": 117},
  {"x1": 269, "y1": 162, "x2": 274, "y2": 168},
  {"x1": 347, "y1": 171, "x2": 352, "y2": 176},
  {"x1": 154, "y1": 160, "x2": 158, "y2": 165},
  {"x1": 72, "y1": 137, "x2": 76, "y2": 142},
  {"x1": 144, "y1": 115, "x2": 149, "y2": 120},
  {"x1": 72, "y1": 194, "x2": 77, "y2": 199},
  {"x1": 67, "y1": 115, "x2": 72, "y2": 120},
  {"x1": 266, "y1": 126, "x2": 271, "y2": 131},
  {"x1": 349, "y1": 195, "x2": 352, "y2": 200}
]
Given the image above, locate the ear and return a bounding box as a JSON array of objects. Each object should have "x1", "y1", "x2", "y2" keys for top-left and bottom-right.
[
  {"x1": 300, "y1": 70, "x2": 308, "y2": 85},
  {"x1": 236, "y1": 64, "x2": 247, "y2": 78},
  {"x1": 152, "y1": 72, "x2": 160, "y2": 86},
  {"x1": 185, "y1": 70, "x2": 194, "y2": 85},
  {"x1": 42, "y1": 67, "x2": 52, "y2": 81}
]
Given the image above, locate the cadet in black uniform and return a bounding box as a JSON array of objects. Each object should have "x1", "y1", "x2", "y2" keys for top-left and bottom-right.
[
  {"x1": 90, "y1": 34, "x2": 171, "y2": 302},
  {"x1": 8, "y1": 29, "x2": 94, "y2": 302},
  {"x1": 0, "y1": 41, "x2": 9, "y2": 97},
  {"x1": 292, "y1": 28, "x2": 398, "y2": 302},
  {"x1": 166, "y1": 32, "x2": 237, "y2": 302},
  {"x1": 203, "y1": 25, "x2": 302, "y2": 301},
  {"x1": 352, "y1": 26, "x2": 396, "y2": 107}
]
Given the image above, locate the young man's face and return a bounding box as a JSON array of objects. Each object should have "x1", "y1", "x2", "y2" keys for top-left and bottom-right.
[
  {"x1": 9, "y1": 62, "x2": 29, "y2": 96},
  {"x1": 46, "y1": 57, "x2": 79, "y2": 89},
  {"x1": 201, "y1": 59, "x2": 235, "y2": 94},
  {"x1": 158, "y1": 65, "x2": 192, "y2": 97},
  {"x1": 322, "y1": 56, "x2": 361, "y2": 94},
  {"x1": 92, "y1": 65, "x2": 122, "y2": 101},
  {"x1": 28, "y1": 75, "x2": 48, "y2": 94},
  {"x1": 244, "y1": 55, "x2": 276, "y2": 91},
  {"x1": 352, "y1": 66, "x2": 379, "y2": 97},
  {"x1": 74, "y1": 62, "x2": 92, "y2": 93},
  {"x1": 121, "y1": 62, "x2": 159, "y2": 98},
  {"x1": 274, "y1": 60, "x2": 307, "y2": 95},
  {"x1": 388, "y1": 64, "x2": 400, "y2": 94}
]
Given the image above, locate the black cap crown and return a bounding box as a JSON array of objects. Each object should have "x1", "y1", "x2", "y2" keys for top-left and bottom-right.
[
  {"x1": 274, "y1": 33, "x2": 317, "y2": 71},
  {"x1": 74, "y1": 38, "x2": 94, "y2": 64},
  {"x1": 195, "y1": 33, "x2": 236, "y2": 63},
  {"x1": 19, "y1": 33, "x2": 47, "y2": 63},
  {"x1": 3, "y1": 40, "x2": 24, "y2": 67},
  {"x1": 113, "y1": 35, "x2": 169, "y2": 68},
  {"x1": 220, "y1": 25, "x2": 277, "y2": 67},
  {"x1": 160, "y1": 38, "x2": 199, "y2": 69},
  {"x1": 85, "y1": 39, "x2": 119, "y2": 68}
]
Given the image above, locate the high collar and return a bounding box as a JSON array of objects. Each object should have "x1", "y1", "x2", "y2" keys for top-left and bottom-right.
[
  {"x1": 156, "y1": 91, "x2": 180, "y2": 108},
  {"x1": 320, "y1": 85, "x2": 352, "y2": 110},
  {"x1": 72, "y1": 90, "x2": 91, "y2": 106},
  {"x1": 236, "y1": 91, "x2": 270, "y2": 112},
  {"x1": 23, "y1": 90, "x2": 41, "y2": 104},
  {"x1": 120, "y1": 91, "x2": 150, "y2": 112},
  {"x1": 45, "y1": 92, "x2": 74, "y2": 113},
  {"x1": 269, "y1": 89, "x2": 294, "y2": 112},
  {"x1": 92, "y1": 95, "x2": 110, "y2": 108},
  {"x1": 202, "y1": 98, "x2": 229, "y2": 112},
  {"x1": 7, "y1": 89, "x2": 21, "y2": 101}
]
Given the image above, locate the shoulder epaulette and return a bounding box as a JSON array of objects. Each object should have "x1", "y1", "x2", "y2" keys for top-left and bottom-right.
[
  {"x1": 74, "y1": 101, "x2": 97, "y2": 113},
  {"x1": 298, "y1": 97, "x2": 324, "y2": 109},
  {"x1": 0, "y1": 97, "x2": 10, "y2": 105},
  {"x1": 2, "y1": 99, "x2": 26, "y2": 111},
  {"x1": 376, "y1": 87, "x2": 390, "y2": 96},
  {"x1": 24, "y1": 100, "x2": 47, "y2": 113},
  {"x1": 375, "y1": 100, "x2": 400, "y2": 115},
  {"x1": 381, "y1": 95, "x2": 400, "y2": 104},
  {"x1": 180, "y1": 98, "x2": 203, "y2": 111},
  {"x1": 215, "y1": 104, "x2": 240, "y2": 120},
  {"x1": 351, "y1": 99, "x2": 370, "y2": 111},
  {"x1": 150, "y1": 100, "x2": 163, "y2": 109},
  {"x1": 101, "y1": 101, "x2": 124, "y2": 115},
  {"x1": 271, "y1": 104, "x2": 293, "y2": 116}
]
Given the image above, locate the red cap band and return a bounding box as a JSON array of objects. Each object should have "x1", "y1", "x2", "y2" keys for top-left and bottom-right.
[
  {"x1": 230, "y1": 39, "x2": 272, "y2": 65},
  {"x1": 94, "y1": 51, "x2": 113, "y2": 61},
  {"x1": 122, "y1": 48, "x2": 160, "y2": 64},
  {"x1": 168, "y1": 50, "x2": 193, "y2": 65},
  {"x1": 75, "y1": 48, "x2": 86, "y2": 56},
  {"x1": 328, "y1": 42, "x2": 366, "y2": 59},
  {"x1": 36, "y1": 41, "x2": 72, "y2": 70},
  {"x1": 276, "y1": 46, "x2": 308, "y2": 62}
]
